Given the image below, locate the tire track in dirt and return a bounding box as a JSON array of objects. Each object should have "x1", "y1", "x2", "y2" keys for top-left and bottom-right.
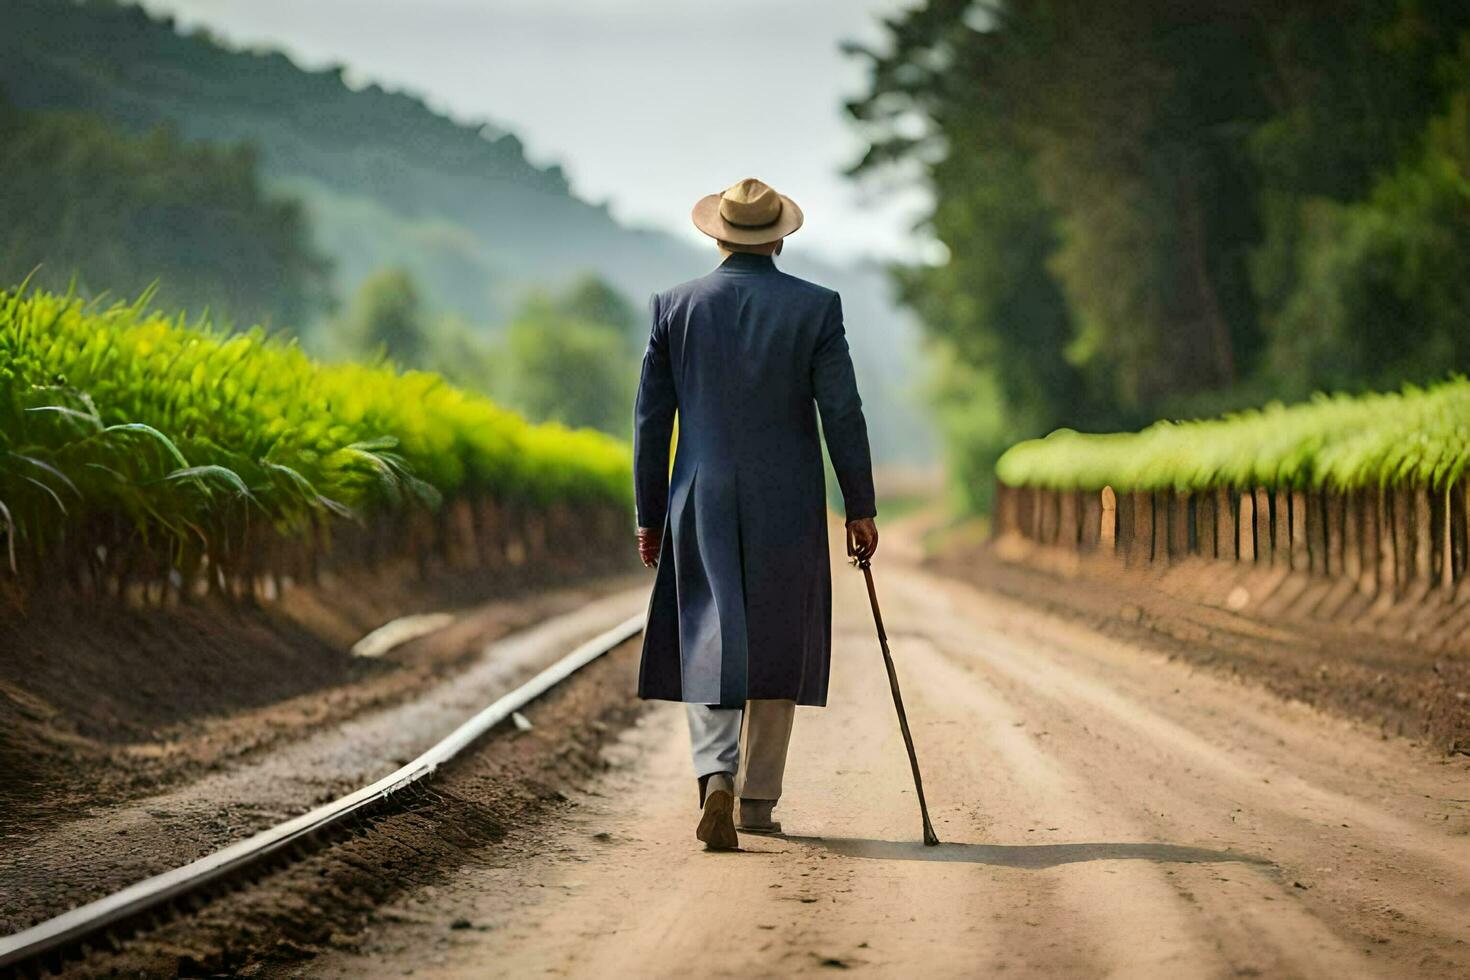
[{"x1": 895, "y1": 571, "x2": 1469, "y2": 976}]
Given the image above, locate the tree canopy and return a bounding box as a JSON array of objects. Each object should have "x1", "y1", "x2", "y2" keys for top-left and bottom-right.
[
  {"x1": 0, "y1": 92, "x2": 328, "y2": 328},
  {"x1": 498, "y1": 284, "x2": 638, "y2": 437},
  {"x1": 848, "y1": 0, "x2": 1470, "y2": 508},
  {"x1": 330, "y1": 269, "x2": 639, "y2": 439}
]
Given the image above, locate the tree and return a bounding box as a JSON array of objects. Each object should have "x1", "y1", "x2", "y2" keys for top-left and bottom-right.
[
  {"x1": 338, "y1": 268, "x2": 428, "y2": 365},
  {"x1": 849, "y1": 1, "x2": 1268, "y2": 419},
  {"x1": 1249, "y1": 4, "x2": 1470, "y2": 399},
  {"x1": 326, "y1": 270, "x2": 639, "y2": 436},
  {"x1": 847, "y1": 0, "x2": 1470, "y2": 512},
  {"x1": 499, "y1": 295, "x2": 634, "y2": 435},
  {"x1": 330, "y1": 269, "x2": 499, "y2": 395},
  {"x1": 554, "y1": 275, "x2": 642, "y2": 352},
  {"x1": 0, "y1": 91, "x2": 329, "y2": 328},
  {"x1": 426, "y1": 311, "x2": 497, "y2": 393},
  {"x1": 1265, "y1": 84, "x2": 1470, "y2": 397}
]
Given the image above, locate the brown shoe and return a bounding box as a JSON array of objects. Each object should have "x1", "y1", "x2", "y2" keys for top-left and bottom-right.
[
  {"x1": 737, "y1": 798, "x2": 783, "y2": 835},
  {"x1": 696, "y1": 773, "x2": 739, "y2": 850}
]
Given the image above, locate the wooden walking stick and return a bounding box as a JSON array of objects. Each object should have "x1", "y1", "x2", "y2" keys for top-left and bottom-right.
[{"x1": 848, "y1": 527, "x2": 940, "y2": 846}]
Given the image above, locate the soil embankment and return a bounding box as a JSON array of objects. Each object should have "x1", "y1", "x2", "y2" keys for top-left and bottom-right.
[
  {"x1": 938, "y1": 538, "x2": 1470, "y2": 755},
  {"x1": 0, "y1": 587, "x2": 648, "y2": 946},
  {"x1": 0, "y1": 554, "x2": 639, "y2": 835}
]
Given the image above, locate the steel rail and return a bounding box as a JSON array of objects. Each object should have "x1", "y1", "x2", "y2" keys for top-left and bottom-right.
[{"x1": 0, "y1": 612, "x2": 645, "y2": 974}]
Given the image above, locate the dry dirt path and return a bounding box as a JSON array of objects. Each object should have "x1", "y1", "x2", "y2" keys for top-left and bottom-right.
[{"x1": 300, "y1": 548, "x2": 1470, "y2": 979}]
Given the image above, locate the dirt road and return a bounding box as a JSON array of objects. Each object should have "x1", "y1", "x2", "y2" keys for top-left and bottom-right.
[{"x1": 298, "y1": 547, "x2": 1470, "y2": 978}]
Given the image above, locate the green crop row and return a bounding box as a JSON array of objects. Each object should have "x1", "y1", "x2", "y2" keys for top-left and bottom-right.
[
  {"x1": 996, "y1": 379, "x2": 1470, "y2": 493},
  {"x1": 0, "y1": 287, "x2": 631, "y2": 571}
]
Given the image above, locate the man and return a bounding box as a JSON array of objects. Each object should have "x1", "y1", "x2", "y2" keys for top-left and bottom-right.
[{"x1": 633, "y1": 177, "x2": 879, "y2": 850}]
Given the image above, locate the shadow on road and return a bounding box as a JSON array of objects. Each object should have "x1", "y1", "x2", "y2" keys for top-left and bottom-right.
[{"x1": 782, "y1": 836, "x2": 1269, "y2": 869}]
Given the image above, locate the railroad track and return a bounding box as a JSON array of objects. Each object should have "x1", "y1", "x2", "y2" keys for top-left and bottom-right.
[{"x1": 0, "y1": 613, "x2": 645, "y2": 978}]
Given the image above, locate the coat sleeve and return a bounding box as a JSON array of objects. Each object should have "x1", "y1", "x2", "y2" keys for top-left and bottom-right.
[
  {"x1": 633, "y1": 292, "x2": 677, "y2": 530},
  {"x1": 812, "y1": 292, "x2": 877, "y2": 522}
]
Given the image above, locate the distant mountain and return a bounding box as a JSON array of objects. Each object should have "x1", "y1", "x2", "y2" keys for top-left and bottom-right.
[{"x1": 1, "y1": 0, "x2": 934, "y2": 463}]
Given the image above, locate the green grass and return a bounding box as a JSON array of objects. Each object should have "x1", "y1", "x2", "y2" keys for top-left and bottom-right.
[
  {"x1": 0, "y1": 286, "x2": 630, "y2": 574},
  {"x1": 996, "y1": 378, "x2": 1470, "y2": 493}
]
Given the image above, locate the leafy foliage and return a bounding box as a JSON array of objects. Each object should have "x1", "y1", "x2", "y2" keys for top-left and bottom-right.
[
  {"x1": 336, "y1": 268, "x2": 429, "y2": 367},
  {"x1": 555, "y1": 275, "x2": 644, "y2": 353},
  {"x1": 325, "y1": 269, "x2": 639, "y2": 438},
  {"x1": 0, "y1": 92, "x2": 328, "y2": 328},
  {"x1": 996, "y1": 379, "x2": 1470, "y2": 493},
  {"x1": 1261, "y1": 79, "x2": 1470, "y2": 398},
  {"x1": 497, "y1": 285, "x2": 638, "y2": 437},
  {"x1": 0, "y1": 286, "x2": 631, "y2": 574},
  {"x1": 848, "y1": 0, "x2": 1470, "y2": 506},
  {"x1": 325, "y1": 267, "x2": 496, "y2": 395}
]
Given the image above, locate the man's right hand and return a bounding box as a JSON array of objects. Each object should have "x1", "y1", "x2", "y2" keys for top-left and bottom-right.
[
  {"x1": 637, "y1": 526, "x2": 662, "y2": 568},
  {"x1": 846, "y1": 517, "x2": 879, "y2": 563}
]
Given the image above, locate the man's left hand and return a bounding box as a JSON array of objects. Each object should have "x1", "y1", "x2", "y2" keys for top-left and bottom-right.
[{"x1": 637, "y1": 526, "x2": 662, "y2": 567}]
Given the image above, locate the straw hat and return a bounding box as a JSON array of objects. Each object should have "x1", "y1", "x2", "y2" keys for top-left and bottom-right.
[{"x1": 691, "y1": 177, "x2": 804, "y2": 245}]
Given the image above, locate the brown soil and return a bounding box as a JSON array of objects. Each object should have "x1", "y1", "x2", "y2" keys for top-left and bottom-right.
[
  {"x1": 0, "y1": 586, "x2": 648, "y2": 937},
  {"x1": 20, "y1": 518, "x2": 1470, "y2": 978},
  {"x1": 275, "y1": 538, "x2": 1470, "y2": 979},
  {"x1": 930, "y1": 539, "x2": 1470, "y2": 755},
  {"x1": 0, "y1": 555, "x2": 640, "y2": 837},
  {"x1": 54, "y1": 635, "x2": 650, "y2": 979}
]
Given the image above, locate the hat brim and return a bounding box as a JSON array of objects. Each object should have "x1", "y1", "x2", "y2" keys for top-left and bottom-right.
[{"x1": 691, "y1": 193, "x2": 804, "y2": 245}]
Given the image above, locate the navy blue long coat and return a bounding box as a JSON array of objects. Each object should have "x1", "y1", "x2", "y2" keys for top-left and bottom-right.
[{"x1": 633, "y1": 251, "x2": 876, "y2": 707}]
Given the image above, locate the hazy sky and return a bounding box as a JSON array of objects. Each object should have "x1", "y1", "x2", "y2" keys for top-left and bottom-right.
[{"x1": 138, "y1": 0, "x2": 930, "y2": 265}]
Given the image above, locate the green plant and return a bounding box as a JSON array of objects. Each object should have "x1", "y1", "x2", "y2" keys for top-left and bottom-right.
[
  {"x1": 0, "y1": 286, "x2": 630, "y2": 583},
  {"x1": 996, "y1": 378, "x2": 1470, "y2": 493}
]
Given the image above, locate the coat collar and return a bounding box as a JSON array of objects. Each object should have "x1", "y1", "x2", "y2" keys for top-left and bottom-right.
[{"x1": 716, "y1": 251, "x2": 777, "y2": 274}]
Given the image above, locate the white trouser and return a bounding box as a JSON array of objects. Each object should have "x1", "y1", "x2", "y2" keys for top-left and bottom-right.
[{"x1": 686, "y1": 699, "x2": 796, "y2": 801}]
